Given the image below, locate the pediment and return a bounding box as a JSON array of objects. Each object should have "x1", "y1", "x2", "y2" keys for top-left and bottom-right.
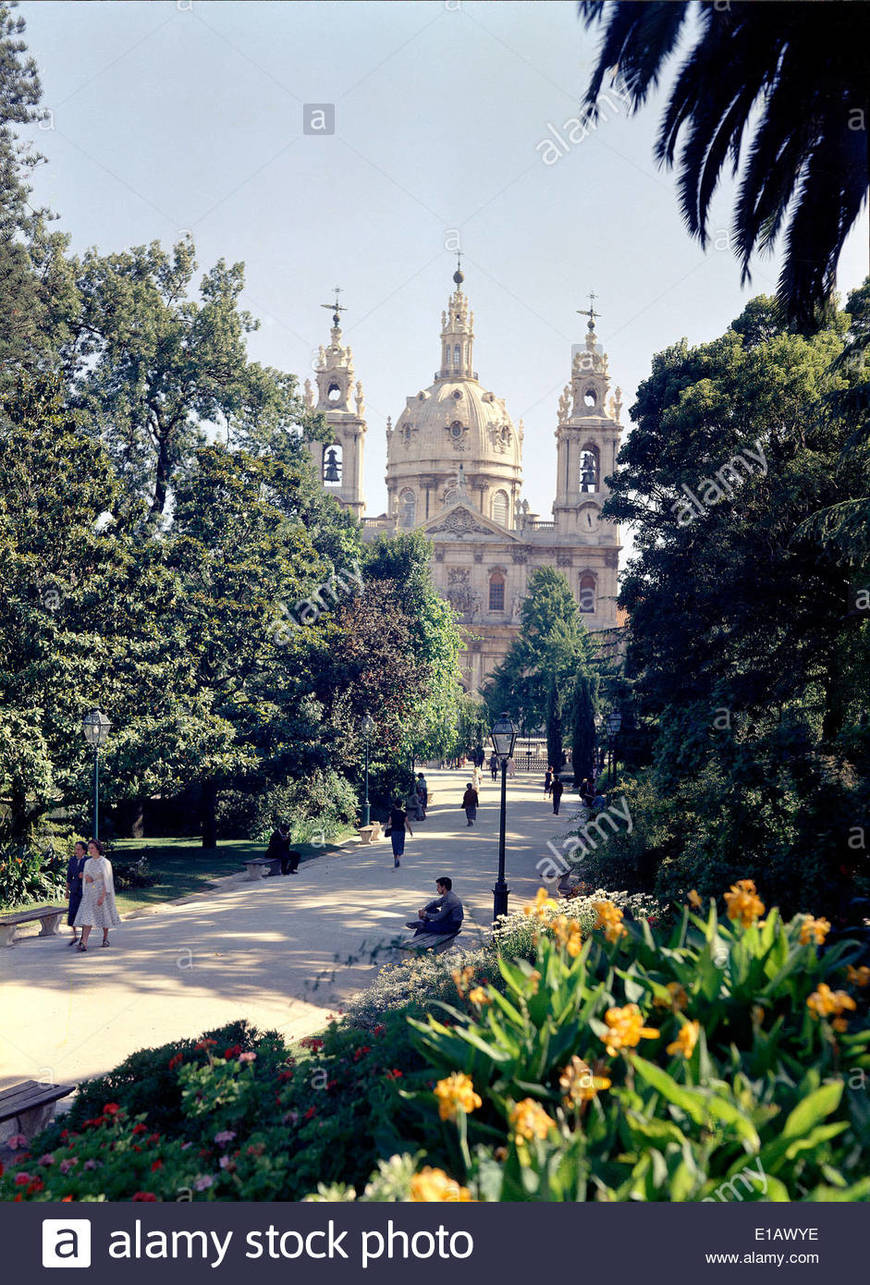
[{"x1": 421, "y1": 502, "x2": 521, "y2": 541}]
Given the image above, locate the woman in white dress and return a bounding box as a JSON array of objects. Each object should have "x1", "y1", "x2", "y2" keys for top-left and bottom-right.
[{"x1": 75, "y1": 839, "x2": 121, "y2": 951}]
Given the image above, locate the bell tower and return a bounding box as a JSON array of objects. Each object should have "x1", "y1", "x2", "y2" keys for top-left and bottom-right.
[
  {"x1": 307, "y1": 287, "x2": 366, "y2": 517},
  {"x1": 553, "y1": 294, "x2": 622, "y2": 535}
]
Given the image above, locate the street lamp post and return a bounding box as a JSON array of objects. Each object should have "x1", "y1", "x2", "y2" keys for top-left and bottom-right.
[
  {"x1": 81, "y1": 709, "x2": 112, "y2": 841},
  {"x1": 490, "y1": 711, "x2": 517, "y2": 922},
  {"x1": 607, "y1": 710, "x2": 622, "y2": 787},
  {"x1": 360, "y1": 713, "x2": 374, "y2": 828}
]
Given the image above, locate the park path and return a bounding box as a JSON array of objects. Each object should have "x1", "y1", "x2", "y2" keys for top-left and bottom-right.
[{"x1": 0, "y1": 769, "x2": 576, "y2": 1094}]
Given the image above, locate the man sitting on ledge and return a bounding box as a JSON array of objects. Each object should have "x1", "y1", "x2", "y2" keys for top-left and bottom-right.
[{"x1": 406, "y1": 876, "x2": 464, "y2": 936}]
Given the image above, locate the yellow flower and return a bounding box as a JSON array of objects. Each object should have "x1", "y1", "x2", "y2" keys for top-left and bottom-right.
[
  {"x1": 653, "y1": 982, "x2": 689, "y2": 1011},
  {"x1": 509, "y1": 1097, "x2": 555, "y2": 1141},
  {"x1": 592, "y1": 899, "x2": 628, "y2": 944},
  {"x1": 602, "y1": 1003, "x2": 658, "y2": 1057},
  {"x1": 723, "y1": 878, "x2": 765, "y2": 928},
  {"x1": 688, "y1": 889, "x2": 703, "y2": 909},
  {"x1": 752, "y1": 1004, "x2": 765, "y2": 1028},
  {"x1": 798, "y1": 916, "x2": 831, "y2": 946},
  {"x1": 559, "y1": 1055, "x2": 611, "y2": 1107},
  {"x1": 527, "y1": 968, "x2": 541, "y2": 994},
  {"x1": 550, "y1": 914, "x2": 584, "y2": 956},
  {"x1": 524, "y1": 887, "x2": 558, "y2": 921},
  {"x1": 806, "y1": 983, "x2": 857, "y2": 1022},
  {"x1": 409, "y1": 1167, "x2": 473, "y2": 1202},
  {"x1": 434, "y1": 1072, "x2": 482, "y2": 1121},
  {"x1": 666, "y1": 1019, "x2": 700, "y2": 1059},
  {"x1": 452, "y1": 965, "x2": 474, "y2": 997},
  {"x1": 468, "y1": 986, "x2": 490, "y2": 1008},
  {"x1": 847, "y1": 965, "x2": 870, "y2": 988}
]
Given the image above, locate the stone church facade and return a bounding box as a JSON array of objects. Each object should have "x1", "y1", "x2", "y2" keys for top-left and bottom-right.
[{"x1": 306, "y1": 269, "x2": 623, "y2": 693}]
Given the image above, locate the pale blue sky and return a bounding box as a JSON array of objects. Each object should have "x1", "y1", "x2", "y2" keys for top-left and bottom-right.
[{"x1": 21, "y1": 0, "x2": 869, "y2": 523}]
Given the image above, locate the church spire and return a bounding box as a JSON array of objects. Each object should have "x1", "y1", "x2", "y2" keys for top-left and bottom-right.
[{"x1": 438, "y1": 257, "x2": 475, "y2": 380}]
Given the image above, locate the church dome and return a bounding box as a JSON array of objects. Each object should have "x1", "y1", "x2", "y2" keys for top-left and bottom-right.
[{"x1": 386, "y1": 269, "x2": 523, "y2": 529}]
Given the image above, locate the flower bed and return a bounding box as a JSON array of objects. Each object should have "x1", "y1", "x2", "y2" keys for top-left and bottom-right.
[{"x1": 2, "y1": 882, "x2": 868, "y2": 1202}]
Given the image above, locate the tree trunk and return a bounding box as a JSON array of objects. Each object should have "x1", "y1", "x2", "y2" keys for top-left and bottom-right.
[
  {"x1": 201, "y1": 781, "x2": 218, "y2": 850},
  {"x1": 151, "y1": 437, "x2": 170, "y2": 514}
]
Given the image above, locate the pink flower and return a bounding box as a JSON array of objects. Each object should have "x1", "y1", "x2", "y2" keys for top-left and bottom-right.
[
  {"x1": 14, "y1": 1172, "x2": 32, "y2": 1185},
  {"x1": 194, "y1": 1175, "x2": 214, "y2": 1191},
  {"x1": 214, "y1": 1131, "x2": 236, "y2": 1147},
  {"x1": 59, "y1": 1159, "x2": 78, "y2": 1175},
  {"x1": 39, "y1": 1153, "x2": 55, "y2": 1166},
  {"x1": 219, "y1": 1155, "x2": 232, "y2": 1170},
  {"x1": 83, "y1": 1159, "x2": 98, "y2": 1170},
  {"x1": 238, "y1": 1052, "x2": 256, "y2": 1064},
  {"x1": 6, "y1": 1134, "x2": 27, "y2": 1151}
]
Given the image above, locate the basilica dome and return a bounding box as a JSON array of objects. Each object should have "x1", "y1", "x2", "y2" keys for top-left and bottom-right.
[{"x1": 386, "y1": 269, "x2": 523, "y2": 530}]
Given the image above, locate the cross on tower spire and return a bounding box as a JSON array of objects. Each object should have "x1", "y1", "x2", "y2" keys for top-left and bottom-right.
[
  {"x1": 577, "y1": 291, "x2": 600, "y2": 332},
  {"x1": 321, "y1": 286, "x2": 347, "y2": 328},
  {"x1": 453, "y1": 250, "x2": 464, "y2": 286}
]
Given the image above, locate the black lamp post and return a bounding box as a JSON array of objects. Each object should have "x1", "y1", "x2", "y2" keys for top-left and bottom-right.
[
  {"x1": 360, "y1": 713, "x2": 374, "y2": 828},
  {"x1": 607, "y1": 710, "x2": 622, "y2": 787},
  {"x1": 81, "y1": 709, "x2": 111, "y2": 841},
  {"x1": 490, "y1": 711, "x2": 517, "y2": 922}
]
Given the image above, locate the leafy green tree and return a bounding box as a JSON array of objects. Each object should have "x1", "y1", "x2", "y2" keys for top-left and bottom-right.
[
  {"x1": 570, "y1": 671, "x2": 598, "y2": 786},
  {"x1": 579, "y1": 2, "x2": 870, "y2": 326},
  {"x1": 61, "y1": 238, "x2": 323, "y2": 514}
]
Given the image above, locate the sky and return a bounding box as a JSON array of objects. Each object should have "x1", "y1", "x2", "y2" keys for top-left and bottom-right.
[{"x1": 19, "y1": 0, "x2": 869, "y2": 527}]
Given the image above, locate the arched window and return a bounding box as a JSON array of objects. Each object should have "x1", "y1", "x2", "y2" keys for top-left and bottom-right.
[
  {"x1": 489, "y1": 570, "x2": 506, "y2": 612},
  {"x1": 327, "y1": 382, "x2": 343, "y2": 404},
  {"x1": 443, "y1": 487, "x2": 458, "y2": 506},
  {"x1": 579, "y1": 571, "x2": 596, "y2": 614},
  {"x1": 492, "y1": 490, "x2": 509, "y2": 527},
  {"x1": 580, "y1": 445, "x2": 599, "y2": 493},
  {"x1": 322, "y1": 443, "x2": 342, "y2": 485},
  {"x1": 399, "y1": 489, "x2": 417, "y2": 528},
  {"x1": 453, "y1": 343, "x2": 461, "y2": 370},
  {"x1": 584, "y1": 387, "x2": 597, "y2": 408}
]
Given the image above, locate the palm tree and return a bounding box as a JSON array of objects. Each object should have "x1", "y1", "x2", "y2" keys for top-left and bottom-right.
[{"x1": 579, "y1": 2, "x2": 869, "y2": 328}]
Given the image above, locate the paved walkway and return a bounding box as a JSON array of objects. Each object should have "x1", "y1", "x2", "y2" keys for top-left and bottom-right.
[{"x1": 0, "y1": 769, "x2": 577, "y2": 1093}]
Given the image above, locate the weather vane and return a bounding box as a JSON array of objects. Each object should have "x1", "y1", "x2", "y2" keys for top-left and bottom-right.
[
  {"x1": 321, "y1": 286, "x2": 347, "y2": 328},
  {"x1": 577, "y1": 290, "x2": 600, "y2": 329}
]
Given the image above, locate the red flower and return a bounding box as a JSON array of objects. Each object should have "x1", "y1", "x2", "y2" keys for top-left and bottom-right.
[
  {"x1": 303, "y1": 1107, "x2": 317, "y2": 1121},
  {"x1": 14, "y1": 1173, "x2": 31, "y2": 1186},
  {"x1": 194, "y1": 1039, "x2": 217, "y2": 1051},
  {"x1": 148, "y1": 1134, "x2": 160, "y2": 1144},
  {"x1": 352, "y1": 1045, "x2": 372, "y2": 1063},
  {"x1": 372, "y1": 1024, "x2": 385, "y2": 1037},
  {"x1": 132, "y1": 1192, "x2": 158, "y2": 1202},
  {"x1": 103, "y1": 1103, "x2": 120, "y2": 1116},
  {"x1": 132, "y1": 1124, "x2": 147, "y2": 1136},
  {"x1": 60, "y1": 1130, "x2": 69, "y2": 1141},
  {"x1": 385, "y1": 1069, "x2": 403, "y2": 1080},
  {"x1": 0, "y1": 1161, "x2": 3, "y2": 1178},
  {"x1": 224, "y1": 1044, "x2": 242, "y2": 1060},
  {"x1": 168, "y1": 1053, "x2": 183, "y2": 1070},
  {"x1": 61, "y1": 1196, "x2": 73, "y2": 1202},
  {"x1": 277, "y1": 1071, "x2": 293, "y2": 1083},
  {"x1": 27, "y1": 1179, "x2": 44, "y2": 1194},
  {"x1": 151, "y1": 1160, "x2": 163, "y2": 1172}
]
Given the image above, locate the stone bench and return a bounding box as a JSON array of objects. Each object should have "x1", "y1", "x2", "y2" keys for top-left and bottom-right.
[
  {"x1": 0, "y1": 905, "x2": 65, "y2": 948},
  {"x1": 242, "y1": 858, "x2": 277, "y2": 882},
  {"x1": 399, "y1": 930, "x2": 460, "y2": 955},
  {"x1": 357, "y1": 821, "x2": 383, "y2": 845},
  {"x1": 0, "y1": 1079, "x2": 75, "y2": 1141}
]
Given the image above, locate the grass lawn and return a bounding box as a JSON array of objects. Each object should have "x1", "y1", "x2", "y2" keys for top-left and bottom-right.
[{"x1": 2, "y1": 832, "x2": 354, "y2": 918}]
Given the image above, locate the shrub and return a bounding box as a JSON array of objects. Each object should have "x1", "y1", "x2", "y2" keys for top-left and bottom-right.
[
  {"x1": 216, "y1": 769, "x2": 358, "y2": 843},
  {"x1": 0, "y1": 842, "x2": 67, "y2": 909},
  {"x1": 110, "y1": 855, "x2": 155, "y2": 891}
]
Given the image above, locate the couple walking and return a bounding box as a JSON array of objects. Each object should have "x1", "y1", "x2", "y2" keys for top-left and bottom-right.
[{"x1": 66, "y1": 838, "x2": 122, "y2": 950}]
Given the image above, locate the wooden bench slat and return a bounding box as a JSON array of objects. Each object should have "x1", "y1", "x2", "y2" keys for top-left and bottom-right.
[{"x1": 0, "y1": 1081, "x2": 75, "y2": 1122}]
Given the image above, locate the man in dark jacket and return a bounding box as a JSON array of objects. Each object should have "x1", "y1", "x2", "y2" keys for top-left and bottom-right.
[
  {"x1": 267, "y1": 822, "x2": 299, "y2": 875},
  {"x1": 406, "y1": 877, "x2": 464, "y2": 936},
  {"x1": 551, "y1": 776, "x2": 564, "y2": 816},
  {"x1": 461, "y1": 783, "x2": 479, "y2": 826}
]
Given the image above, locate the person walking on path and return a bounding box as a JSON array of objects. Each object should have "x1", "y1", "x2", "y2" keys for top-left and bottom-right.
[
  {"x1": 551, "y1": 776, "x2": 564, "y2": 816},
  {"x1": 461, "y1": 783, "x2": 479, "y2": 826},
  {"x1": 544, "y1": 766, "x2": 554, "y2": 796},
  {"x1": 65, "y1": 840, "x2": 88, "y2": 946},
  {"x1": 406, "y1": 876, "x2": 464, "y2": 937},
  {"x1": 489, "y1": 752, "x2": 498, "y2": 781},
  {"x1": 386, "y1": 798, "x2": 413, "y2": 867},
  {"x1": 416, "y1": 773, "x2": 428, "y2": 815},
  {"x1": 267, "y1": 822, "x2": 299, "y2": 875},
  {"x1": 471, "y1": 763, "x2": 482, "y2": 793},
  {"x1": 74, "y1": 840, "x2": 121, "y2": 951}
]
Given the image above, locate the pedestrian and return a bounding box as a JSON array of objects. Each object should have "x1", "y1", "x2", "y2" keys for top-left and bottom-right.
[
  {"x1": 416, "y1": 772, "x2": 428, "y2": 814},
  {"x1": 461, "y1": 782, "x2": 479, "y2": 826},
  {"x1": 507, "y1": 756, "x2": 515, "y2": 778},
  {"x1": 490, "y1": 752, "x2": 498, "y2": 781},
  {"x1": 267, "y1": 821, "x2": 299, "y2": 875},
  {"x1": 551, "y1": 775, "x2": 564, "y2": 815},
  {"x1": 74, "y1": 839, "x2": 121, "y2": 951},
  {"x1": 385, "y1": 797, "x2": 413, "y2": 868},
  {"x1": 471, "y1": 763, "x2": 482, "y2": 792},
  {"x1": 65, "y1": 840, "x2": 88, "y2": 946},
  {"x1": 544, "y1": 766, "x2": 554, "y2": 795},
  {"x1": 406, "y1": 877, "x2": 464, "y2": 937}
]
